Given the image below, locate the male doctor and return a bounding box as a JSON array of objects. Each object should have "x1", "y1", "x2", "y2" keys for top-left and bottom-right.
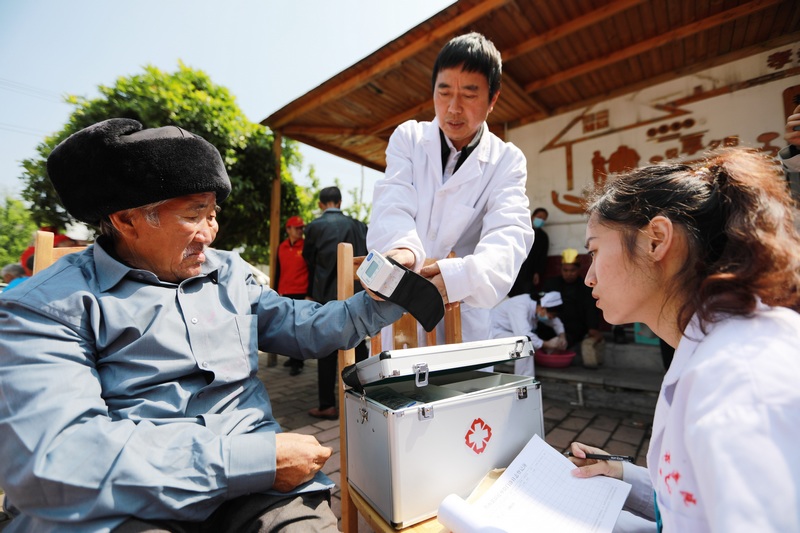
[{"x1": 367, "y1": 32, "x2": 534, "y2": 345}]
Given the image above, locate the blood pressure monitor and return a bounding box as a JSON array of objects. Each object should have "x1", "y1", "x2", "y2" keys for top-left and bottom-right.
[
  {"x1": 356, "y1": 249, "x2": 444, "y2": 332},
  {"x1": 358, "y1": 250, "x2": 405, "y2": 297}
]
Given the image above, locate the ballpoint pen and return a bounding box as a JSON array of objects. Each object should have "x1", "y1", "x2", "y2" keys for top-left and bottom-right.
[{"x1": 564, "y1": 451, "x2": 634, "y2": 462}]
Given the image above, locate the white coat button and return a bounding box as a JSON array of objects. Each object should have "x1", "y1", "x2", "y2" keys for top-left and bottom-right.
[
  {"x1": 191, "y1": 317, "x2": 198, "y2": 324},
  {"x1": 201, "y1": 361, "x2": 209, "y2": 369}
]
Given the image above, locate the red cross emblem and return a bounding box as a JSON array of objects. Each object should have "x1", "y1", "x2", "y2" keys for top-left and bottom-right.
[{"x1": 464, "y1": 418, "x2": 492, "y2": 454}]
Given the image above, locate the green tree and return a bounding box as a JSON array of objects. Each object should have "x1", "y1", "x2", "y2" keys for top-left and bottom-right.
[
  {"x1": 0, "y1": 197, "x2": 37, "y2": 267},
  {"x1": 19, "y1": 62, "x2": 303, "y2": 264}
]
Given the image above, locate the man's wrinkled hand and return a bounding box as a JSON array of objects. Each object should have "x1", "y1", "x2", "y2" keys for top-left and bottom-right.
[{"x1": 273, "y1": 433, "x2": 332, "y2": 492}]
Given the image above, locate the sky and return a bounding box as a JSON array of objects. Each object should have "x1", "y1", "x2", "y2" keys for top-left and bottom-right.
[{"x1": 0, "y1": 0, "x2": 454, "y2": 212}]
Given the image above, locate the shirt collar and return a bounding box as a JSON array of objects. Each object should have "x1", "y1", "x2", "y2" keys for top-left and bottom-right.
[
  {"x1": 94, "y1": 236, "x2": 220, "y2": 292},
  {"x1": 439, "y1": 122, "x2": 485, "y2": 174}
]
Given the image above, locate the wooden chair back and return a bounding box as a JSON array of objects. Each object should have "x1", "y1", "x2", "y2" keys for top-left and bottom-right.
[
  {"x1": 33, "y1": 230, "x2": 87, "y2": 275},
  {"x1": 337, "y1": 242, "x2": 461, "y2": 532}
]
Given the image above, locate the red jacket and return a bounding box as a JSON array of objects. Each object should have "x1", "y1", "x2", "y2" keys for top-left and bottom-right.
[{"x1": 275, "y1": 238, "x2": 308, "y2": 296}]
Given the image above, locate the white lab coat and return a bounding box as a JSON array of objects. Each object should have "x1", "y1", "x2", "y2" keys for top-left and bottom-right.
[
  {"x1": 615, "y1": 303, "x2": 800, "y2": 533},
  {"x1": 368, "y1": 118, "x2": 533, "y2": 346}
]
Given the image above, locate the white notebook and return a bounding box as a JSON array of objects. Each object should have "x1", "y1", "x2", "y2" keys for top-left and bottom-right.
[{"x1": 438, "y1": 434, "x2": 631, "y2": 533}]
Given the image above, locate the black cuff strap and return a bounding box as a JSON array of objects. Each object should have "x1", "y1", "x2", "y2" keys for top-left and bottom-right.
[{"x1": 375, "y1": 256, "x2": 445, "y2": 332}]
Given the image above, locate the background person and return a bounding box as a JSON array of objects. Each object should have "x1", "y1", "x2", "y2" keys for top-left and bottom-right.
[
  {"x1": 273, "y1": 215, "x2": 308, "y2": 376},
  {"x1": 568, "y1": 148, "x2": 800, "y2": 532},
  {"x1": 367, "y1": 32, "x2": 533, "y2": 348},
  {"x1": 542, "y1": 248, "x2": 604, "y2": 367},
  {"x1": 0, "y1": 118, "x2": 406, "y2": 532},
  {"x1": 1, "y1": 263, "x2": 28, "y2": 291},
  {"x1": 508, "y1": 207, "x2": 550, "y2": 297},
  {"x1": 489, "y1": 290, "x2": 567, "y2": 377},
  {"x1": 780, "y1": 98, "x2": 800, "y2": 172},
  {"x1": 303, "y1": 186, "x2": 369, "y2": 420}
]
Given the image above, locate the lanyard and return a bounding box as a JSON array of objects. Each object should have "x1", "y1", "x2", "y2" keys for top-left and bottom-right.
[{"x1": 654, "y1": 491, "x2": 663, "y2": 532}]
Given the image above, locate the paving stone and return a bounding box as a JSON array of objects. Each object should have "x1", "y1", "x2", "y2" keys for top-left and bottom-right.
[
  {"x1": 591, "y1": 415, "x2": 622, "y2": 431},
  {"x1": 558, "y1": 416, "x2": 592, "y2": 431},
  {"x1": 612, "y1": 424, "x2": 647, "y2": 445},
  {"x1": 603, "y1": 440, "x2": 638, "y2": 458},
  {"x1": 543, "y1": 405, "x2": 569, "y2": 420},
  {"x1": 545, "y1": 427, "x2": 580, "y2": 450},
  {"x1": 575, "y1": 427, "x2": 612, "y2": 447}
]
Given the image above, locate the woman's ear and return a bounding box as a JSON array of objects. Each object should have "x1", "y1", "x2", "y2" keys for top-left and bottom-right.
[{"x1": 645, "y1": 215, "x2": 674, "y2": 261}]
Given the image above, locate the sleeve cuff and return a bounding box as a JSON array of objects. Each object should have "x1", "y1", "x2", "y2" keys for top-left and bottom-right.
[
  {"x1": 437, "y1": 257, "x2": 467, "y2": 302},
  {"x1": 226, "y1": 431, "x2": 276, "y2": 497},
  {"x1": 621, "y1": 462, "x2": 656, "y2": 520}
]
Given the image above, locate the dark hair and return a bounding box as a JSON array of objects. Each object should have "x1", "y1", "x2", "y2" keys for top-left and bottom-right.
[
  {"x1": 532, "y1": 207, "x2": 549, "y2": 218},
  {"x1": 586, "y1": 147, "x2": 800, "y2": 332},
  {"x1": 432, "y1": 32, "x2": 502, "y2": 102},
  {"x1": 319, "y1": 186, "x2": 342, "y2": 205}
]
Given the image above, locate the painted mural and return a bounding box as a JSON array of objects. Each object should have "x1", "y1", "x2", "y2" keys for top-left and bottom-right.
[{"x1": 511, "y1": 43, "x2": 800, "y2": 253}]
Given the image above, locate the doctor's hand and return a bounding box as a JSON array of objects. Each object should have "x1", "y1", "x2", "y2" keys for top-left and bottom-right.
[
  {"x1": 385, "y1": 248, "x2": 416, "y2": 269},
  {"x1": 273, "y1": 433, "x2": 332, "y2": 492},
  {"x1": 567, "y1": 442, "x2": 624, "y2": 481},
  {"x1": 419, "y1": 262, "x2": 449, "y2": 305}
]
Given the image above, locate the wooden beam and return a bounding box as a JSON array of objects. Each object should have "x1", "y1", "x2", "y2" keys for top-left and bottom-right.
[
  {"x1": 289, "y1": 134, "x2": 387, "y2": 173},
  {"x1": 503, "y1": 0, "x2": 648, "y2": 61},
  {"x1": 501, "y1": 73, "x2": 551, "y2": 119},
  {"x1": 511, "y1": 30, "x2": 800, "y2": 129},
  {"x1": 281, "y1": 125, "x2": 363, "y2": 136},
  {"x1": 268, "y1": 0, "x2": 512, "y2": 129},
  {"x1": 365, "y1": 101, "x2": 433, "y2": 135},
  {"x1": 523, "y1": 0, "x2": 785, "y2": 93}
]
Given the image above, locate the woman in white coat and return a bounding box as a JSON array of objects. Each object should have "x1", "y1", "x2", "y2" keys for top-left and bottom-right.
[{"x1": 567, "y1": 148, "x2": 800, "y2": 532}]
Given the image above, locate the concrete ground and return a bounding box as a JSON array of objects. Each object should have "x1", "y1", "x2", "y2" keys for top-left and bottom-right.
[{"x1": 0, "y1": 345, "x2": 659, "y2": 532}]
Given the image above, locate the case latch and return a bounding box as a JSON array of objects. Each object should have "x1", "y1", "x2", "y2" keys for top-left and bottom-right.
[
  {"x1": 358, "y1": 392, "x2": 369, "y2": 424},
  {"x1": 412, "y1": 362, "x2": 429, "y2": 387},
  {"x1": 510, "y1": 338, "x2": 526, "y2": 358},
  {"x1": 418, "y1": 404, "x2": 434, "y2": 420},
  {"x1": 517, "y1": 386, "x2": 528, "y2": 400}
]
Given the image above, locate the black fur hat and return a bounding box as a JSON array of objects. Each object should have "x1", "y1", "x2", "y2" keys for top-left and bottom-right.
[{"x1": 47, "y1": 118, "x2": 231, "y2": 224}]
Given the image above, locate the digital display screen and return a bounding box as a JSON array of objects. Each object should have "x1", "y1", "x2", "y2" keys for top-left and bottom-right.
[{"x1": 366, "y1": 261, "x2": 380, "y2": 277}]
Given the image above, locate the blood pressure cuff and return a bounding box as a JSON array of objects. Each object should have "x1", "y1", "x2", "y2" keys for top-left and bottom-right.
[{"x1": 374, "y1": 256, "x2": 445, "y2": 332}]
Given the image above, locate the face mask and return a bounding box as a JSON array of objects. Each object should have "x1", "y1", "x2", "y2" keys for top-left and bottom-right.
[{"x1": 532, "y1": 217, "x2": 545, "y2": 229}]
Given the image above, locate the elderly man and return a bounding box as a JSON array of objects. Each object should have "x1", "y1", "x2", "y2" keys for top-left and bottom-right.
[{"x1": 0, "y1": 118, "x2": 405, "y2": 532}]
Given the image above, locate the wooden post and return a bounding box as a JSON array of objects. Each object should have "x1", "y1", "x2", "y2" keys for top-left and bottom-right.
[{"x1": 267, "y1": 131, "x2": 283, "y2": 368}]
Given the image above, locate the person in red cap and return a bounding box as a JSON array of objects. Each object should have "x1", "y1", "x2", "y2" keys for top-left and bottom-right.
[{"x1": 273, "y1": 215, "x2": 308, "y2": 375}]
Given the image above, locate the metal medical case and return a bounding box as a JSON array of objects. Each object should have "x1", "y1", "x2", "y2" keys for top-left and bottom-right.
[{"x1": 343, "y1": 336, "x2": 544, "y2": 528}]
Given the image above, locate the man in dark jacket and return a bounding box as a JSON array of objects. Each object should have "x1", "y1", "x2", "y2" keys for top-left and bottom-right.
[
  {"x1": 508, "y1": 207, "x2": 549, "y2": 297},
  {"x1": 303, "y1": 186, "x2": 369, "y2": 419}
]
